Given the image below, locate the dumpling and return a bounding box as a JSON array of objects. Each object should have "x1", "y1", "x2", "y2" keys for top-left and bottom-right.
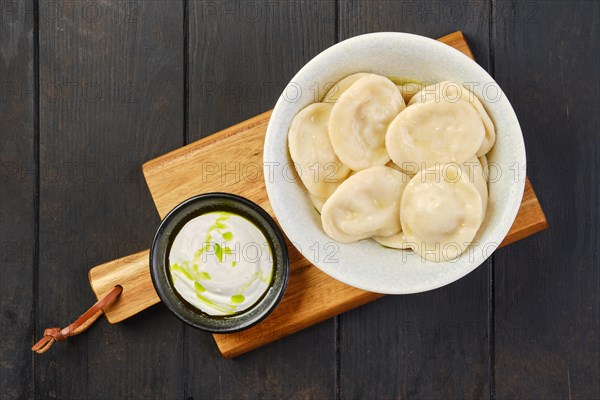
[
  {"x1": 409, "y1": 81, "x2": 496, "y2": 156},
  {"x1": 321, "y1": 166, "x2": 410, "y2": 243},
  {"x1": 397, "y1": 82, "x2": 425, "y2": 103},
  {"x1": 460, "y1": 158, "x2": 488, "y2": 221},
  {"x1": 386, "y1": 160, "x2": 418, "y2": 177},
  {"x1": 323, "y1": 73, "x2": 370, "y2": 104},
  {"x1": 310, "y1": 168, "x2": 363, "y2": 215},
  {"x1": 373, "y1": 231, "x2": 412, "y2": 250},
  {"x1": 401, "y1": 165, "x2": 483, "y2": 262},
  {"x1": 439, "y1": 160, "x2": 488, "y2": 224},
  {"x1": 376, "y1": 159, "x2": 486, "y2": 250},
  {"x1": 387, "y1": 78, "x2": 426, "y2": 103},
  {"x1": 288, "y1": 103, "x2": 351, "y2": 198},
  {"x1": 385, "y1": 99, "x2": 485, "y2": 173},
  {"x1": 329, "y1": 74, "x2": 405, "y2": 170},
  {"x1": 479, "y1": 154, "x2": 489, "y2": 182},
  {"x1": 324, "y1": 74, "x2": 422, "y2": 104},
  {"x1": 310, "y1": 193, "x2": 326, "y2": 213}
]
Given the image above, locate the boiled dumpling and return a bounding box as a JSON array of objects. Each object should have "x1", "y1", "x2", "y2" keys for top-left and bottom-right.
[
  {"x1": 397, "y1": 82, "x2": 425, "y2": 103},
  {"x1": 288, "y1": 74, "x2": 497, "y2": 263},
  {"x1": 461, "y1": 158, "x2": 488, "y2": 221},
  {"x1": 385, "y1": 160, "x2": 415, "y2": 176},
  {"x1": 409, "y1": 81, "x2": 496, "y2": 156},
  {"x1": 321, "y1": 166, "x2": 410, "y2": 243},
  {"x1": 325, "y1": 74, "x2": 422, "y2": 104},
  {"x1": 400, "y1": 165, "x2": 483, "y2": 262},
  {"x1": 386, "y1": 160, "x2": 418, "y2": 177},
  {"x1": 479, "y1": 154, "x2": 489, "y2": 182},
  {"x1": 329, "y1": 74, "x2": 405, "y2": 170},
  {"x1": 373, "y1": 231, "x2": 412, "y2": 250},
  {"x1": 323, "y1": 73, "x2": 370, "y2": 104},
  {"x1": 310, "y1": 193, "x2": 326, "y2": 213},
  {"x1": 444, "y1": 159, "x2": 488, "y2": 223},
  {"x1": 385, "y1": 99, "x2": 485, "y2": 173},
  {"x1": 289, "y1": 103, "x2": 351, "y2": 198},
  {"x1": 376, "y1": 159, "x2": 486, "y2": 249}
]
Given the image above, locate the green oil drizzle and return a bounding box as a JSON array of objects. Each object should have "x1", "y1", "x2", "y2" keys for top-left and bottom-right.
[
  {"x1": 387, "y1": 76, "x2": 426, "y2": 86},
  {"x1": 231, "y1": 294, "x2": 245, "y2": 304},
  {"x1": 171, "y1": 263, "x2": 194, "y2": 281},
  {"x1": 195, "y1": 293, "x2": 235, "y2": 314},
  {"x1": 194, "y1": 281, "x2": 206, "y2": 293},
  {"x1": 199, "y1": 271, "x2": 211, "y2": 280},
  {"x1": 214, "y1": 243, "x2": 224, "y2": 262},
  {"x1": 260, "y1": 272, "x2": 272, "y2": 283},
  {"x1": 169, "y1": 211, "x2": 272, "y2": 315}
]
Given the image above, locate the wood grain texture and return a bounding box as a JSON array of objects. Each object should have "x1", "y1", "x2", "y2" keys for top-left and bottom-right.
[
  {"x1": 184, "y1": 2, "x2": 337, "y2": 399},
  {"x1": 92, "y1": 108, "x2": 546, "y2": 328},
  {"x1": 144, "y1": 111, "x2": 273, "y2": 219},
  {"x1": 0, "y1": 2, "x2": 35, "y2": 398},
  {"x1": 337, "y1": 2, "x2": 494, "y2": 398},
  {"x1": 37, "y1": 2, "x2": 184, "y2": 399},
  {"x1": 492, "y1": 1, "x2": 599, "y2": 398},
  {"x1": 107, "y1": 33, "x2": 543, "y2": 357},
  {"x1": 88, "y1": 250, "x2": 159, "y2": 323},
  {"x1": 1, "y1": 1, "x2": 596, "y2": 399},
  {"x1": 88, "y1": 170, "x2": 548, "y2": 326},
  {"x1": 500, "y1": 177, "x2": 548, "y2": 247}
]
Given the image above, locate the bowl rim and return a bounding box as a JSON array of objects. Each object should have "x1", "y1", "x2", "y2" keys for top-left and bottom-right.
[
  {"x1": 150, "y1": 192, "x2": 290, "y2": 333},
  {"x1": 263, "y1": 31, "x2": 526, "y2": 294}
]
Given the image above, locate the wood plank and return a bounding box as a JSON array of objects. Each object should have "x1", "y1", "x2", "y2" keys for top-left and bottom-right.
[
  {"x1": 144, "y1": 109, "x2": 546, "y2": 244},
  {"x1": 184, "y1": 1, "x2": 337, "y2": 399},
  {"x1": 500, "y1": 177, "x2": 548, "y2": 247},
  {"x1": 88, "y1": 250, "x2": 158, "y2": 323},
  {"x1": 337, "y1": 2, "x2": 493, "y2": 398},
  {"x1": 0, "y1": 1, "x2": 35, "y2": 398},
  {"x1": 492, "y1": 1, "x2": 599, "y2": 398},
  {"x1": 37, "y1": 2, "x2": 184, "y2": 398},
  {"x1": 87, "y1": 31, "x2": 547, "y2": 362},
  {"x1": 92, "y1": 111, "x2": 546, "y2": 327},
  {"x1": 144, "y1": 111, "x2": 274, "y2": 219}
]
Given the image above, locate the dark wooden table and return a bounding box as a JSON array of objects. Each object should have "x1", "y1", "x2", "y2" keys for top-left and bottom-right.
[{"x1": 1, "y1": 1, "x2": 598, "y2": 399}]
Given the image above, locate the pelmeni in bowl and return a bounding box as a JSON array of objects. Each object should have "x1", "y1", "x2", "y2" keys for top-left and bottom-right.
[{"x1": 264, "y1": 32, "x2": 525, "y2": 294}]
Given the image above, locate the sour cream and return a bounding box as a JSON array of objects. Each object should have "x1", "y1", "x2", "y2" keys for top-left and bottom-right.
[{"x1": 168, "y1": 211, "x2": 273, "y2": 316}]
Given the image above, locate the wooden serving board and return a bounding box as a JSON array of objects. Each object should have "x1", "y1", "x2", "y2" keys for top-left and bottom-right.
[{"x1": 89, "y1": 32, "x2": 548, "y2": 358}]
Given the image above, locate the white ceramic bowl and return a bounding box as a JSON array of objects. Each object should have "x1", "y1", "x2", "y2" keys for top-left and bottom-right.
[{"x1": 264, "y1": 32, "x2": 526, "y2": 294}]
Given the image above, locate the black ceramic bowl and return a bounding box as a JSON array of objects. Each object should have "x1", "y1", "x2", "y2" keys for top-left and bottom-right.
[{"x1": 150, "y1": 193, "x2": 289, "y2": 333}]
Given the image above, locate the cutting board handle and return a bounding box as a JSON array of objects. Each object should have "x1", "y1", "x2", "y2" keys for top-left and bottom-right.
[{"x1": 88, "y1": 249, "x2": 160, "y2": 324}]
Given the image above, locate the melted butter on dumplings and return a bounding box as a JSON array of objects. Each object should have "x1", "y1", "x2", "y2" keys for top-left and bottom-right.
[
  {"x1": 324, "y1": 72, "x2": 416, "y2": 105},
  {"x1": 321, "y1": 166, "x2": 410, "y2": 243},
  {"x1": 289, "y1": 103, "x2": 351, "y2": 198},
  {"x1": 460, "y1": 158, "x2": 488, "y2": 222},
  {"x1": 385, "y1": 99, "x2": 485, "y2": 172},
  {"x1": 328, "y1": 74, "x2": 405, "y2": 170},
  {"x1": 323, "y1": 73, "x2": 370, "y2": 104},
  {"x1": 401, "y1": 165, "x2": 483, "y2": 262},
  {"x1": 409, "y1": 81, "x2": 496, "y2": 156},
  {"x1": 396, "y1": 82, "x2": 426, "y2": 103},
  {"x1": 373, "y1": 231, "x2": 412, "y2": 250},
  {"x1": 287, "y1": 76, "x2": 497, "y2": 263}
]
